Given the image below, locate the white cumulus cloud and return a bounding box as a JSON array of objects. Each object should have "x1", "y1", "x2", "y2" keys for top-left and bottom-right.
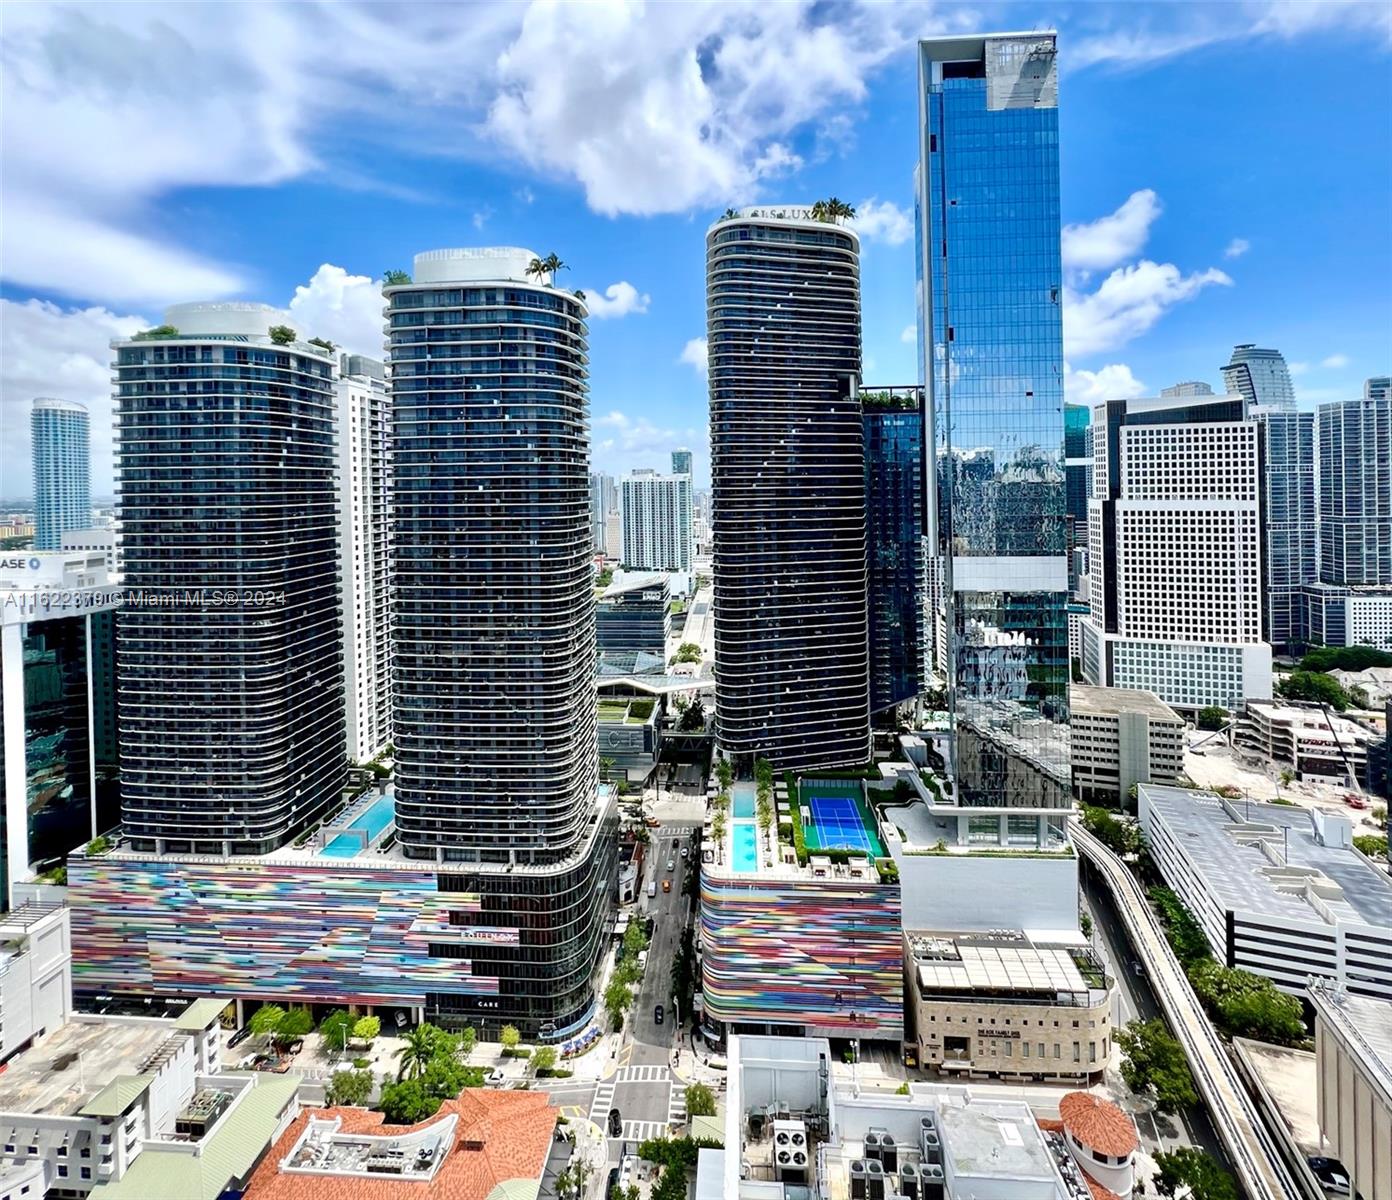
[
  {"x1": 286, "y1": 264, "x2": 385, "y2": 357},
  {"x1": 1064, "y1": 260, "x2": 1232, "y2": 359},
  {"x1": 1062, "y1": 190, "x2": 1162, "y2": 273},
  {"x1": 581, "y1": 282, "x2": 651, "y2": 320},
  {"x1": 1224, "y1": 237, "x2": 1250, "y2": 259},
  {"x1": 679, "y1": 337, "x2": 709, "y2": 376},
  {"x1": 853, "y1": 198, "x2": 912, "y2": 245},
  {"x1": 1064, "y1": 361, "x2": 1147, "y2": 406},
  {"x1": 1321, "y1": 353, "x2": 1350, "y2": 369},
  {"x1": 900, "y1": 324, "x2": 917, "y2": 345},
  {"x1": 590, "y1": 410, "x2": 710, "y2": 485}
]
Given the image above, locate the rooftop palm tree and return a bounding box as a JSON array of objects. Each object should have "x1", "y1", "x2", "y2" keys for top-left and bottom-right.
[
  {"x1": 809, "y1": 200, "x2": 828, "y2": 221},
  {"x1": 541, "y1": 252, "x2": 567, "y2": 277},
  {"x1": 524, "y1": 256, "x2": 546, "y2": 282},
  {"x1": 824, "y1": 197, "x2": 856, "y2": 223}
]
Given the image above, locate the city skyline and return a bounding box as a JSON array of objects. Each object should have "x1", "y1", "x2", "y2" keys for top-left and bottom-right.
[{"x1": 2, "y1": 3, "x2": 1389, "y2": 498}]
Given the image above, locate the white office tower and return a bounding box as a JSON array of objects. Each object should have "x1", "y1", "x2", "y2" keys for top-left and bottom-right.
[
  {"x1": 1080, "y1": 393, "x2": 1272, "y2": 710},
  {"x1": 620, "y1": 469, "x2": 693, "y2": 572},
  {"x1": 337, "y1": 355, "x2": 393, "y2": 762}
]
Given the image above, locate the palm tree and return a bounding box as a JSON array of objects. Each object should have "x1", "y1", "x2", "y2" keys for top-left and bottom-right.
[
  {"x1": 541, "y1": 252, "x2": 567, "y2": 278},
  {"x1": 395, "y1": 1026, "x2": 435, "y2": 1081},
  {"x1": 810, "y1": 200, "x2": 828, "y2": 221},
  {"x1": 721, "y1": 207, "x2": 738, "y2": 220},
  {"x1": 525, "y1": 256, "x2": 546, "y2": 282},
  {"x1": 574, "y1": 288, "x2": 586, "y2": 301}
]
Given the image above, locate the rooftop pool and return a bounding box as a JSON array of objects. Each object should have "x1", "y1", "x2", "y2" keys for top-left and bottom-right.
[
  {"x1": 732, "y1": 821, "x2": 759, "y2": 873},
  {"x1": 732, "y1": 782, "x2": 757, "y2": 819},
  {"x1": 321, "y1": 793, "x2": 395, "y2": 858}
]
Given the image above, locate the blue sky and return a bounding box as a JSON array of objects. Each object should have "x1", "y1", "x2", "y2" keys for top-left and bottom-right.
[{"x1": 1, "y1": 1, "x2": 1389, "y2": 499}]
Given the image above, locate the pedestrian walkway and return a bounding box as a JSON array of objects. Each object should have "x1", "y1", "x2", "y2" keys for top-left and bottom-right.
[
  {"x1": 588, "y1": 1080, "x2": 616, "y2": 1127},
  {"x1": 667, "y1": 1086, "x2": 686, "y2": 1126},
  {"x1": 620, "y1": 1119, "x2": 668, "y2": 1142},
  {"x1": 616, "y1": 1065, "x2": 668, "y2": 1084}
]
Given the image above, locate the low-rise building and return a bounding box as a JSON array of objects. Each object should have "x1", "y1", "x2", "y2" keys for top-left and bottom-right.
[
  {"x1": 1237, "y1": 700, "x2": 1377, "y2": 786},
  {"x1": 1301, "y1": 582, "x2": 1392, "y2": 652},
  {"x1": 1309, "y1": 980, "x2": 1391, "y2": 1200},
  {"x1": 1139, "y1": 783, "x2": 1392, "y2": 1000},
  {"x1": 596, "y1": 691, "x2": 661, "y2": 784},
  {"x1": 0, "y1": 903, "x2": 72, "y2": 1063},
  {"x1": 905, "y1": 930, "x2": 1113, "y2": 1083},
  {"x1": 0, "y1": 995, "x2": 298, "y2": 1200},
  {"x1": 244, "y1": 1089, "x2": 556, "y2": 1200},
  {"x1": 1330, "y1": 666, "x2": 1392, "y2": 709},
  {"x1": 697, "y1": 1033, "x2": 1138, "y2": 1199},
  {"x1": 1070, "y1": 685, "x2": 1184, "y2": 807},
  {"x1": 596, "y1": 572, "x2": 672, "y2": 661}
]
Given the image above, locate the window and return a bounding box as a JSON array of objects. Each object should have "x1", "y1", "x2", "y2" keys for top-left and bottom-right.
[{"x1": 82, "y1": 1168, "x2": 92, "y2": 1180}]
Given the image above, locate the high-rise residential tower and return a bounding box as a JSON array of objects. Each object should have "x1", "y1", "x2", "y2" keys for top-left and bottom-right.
[
  {"x1": 1253, "y1": 408, "x2": 1316, "y2": 653},
  {"x1": 1064, "y1": 402, "x2": 1091, "y2": 589},
  {"x1": 1080, "y1": 393, "x2": 1273, "y2": 710},
  {"x1": 707, "y1": 206, "x2": 870, "y2": 771},
  {"x1": 917, "y1": 33, "x2": 1070, "y2": 806},
  {"x1": 337, "y1": 354, "x2": 393, "y2": 763},
  {"x1": 31, "y1": 398, "x2": 90, "y2": 550},
  {"x1": 671, "y1": 448, "x2": 693, "y2": 478},
  {"x1": 620, "y1": 469, "x2": 692, "y2": 572},
  {"x1": 1221, "y1": 344, "x2": 1297, "y2": 413},
  {"x1": 387, "y1": 248, "x2": 614, "y2": 1033},
  {"x1": 588, "y1": 471, "x2": 616, "y2": 555},
  {"x1": 862, "y1": 386, "x2": 927, "y2": 714},
  {"x1": 113, "y1": 303, "x2": 346, "y2": 854}
]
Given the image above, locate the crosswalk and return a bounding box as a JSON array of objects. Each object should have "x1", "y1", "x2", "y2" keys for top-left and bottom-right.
[
  {"x1": 588, "y1": 1080, "x2": 616, "y2": 1127},
  {"x1": 668, "y1": 1086, "x2": 686, "y2": 1125},
  {"x1": 615, "y1": 1065, "x2": 668, "y2": 1084},
  {"x1": 620, "y1": 1119, "x2": 668, "y2": 1142},
  {"x1": 590, "y1": 1064, "x2": 688, "y2": 1143}
]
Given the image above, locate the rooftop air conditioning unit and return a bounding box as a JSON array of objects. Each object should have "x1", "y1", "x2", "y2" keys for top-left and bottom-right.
[
  {"x1": 899, "y1": 1161, "x2": 921, "y2": 1200},
  {"x1": 865, "y1": 1159, "x2": 886, "y2": 1200},
  {"x1": 850, "y1": 1159, "x2": 868, "y2": 1200},
  {"x1": 772, "y1": 1120, "x2": 809, "y2": 1183},
  {"x1": 879, "y1": 1132, "x2": 898, "y2": 1172}
]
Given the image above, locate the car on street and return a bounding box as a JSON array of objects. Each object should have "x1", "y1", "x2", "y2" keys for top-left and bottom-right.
[
  {"x1": 1131, "y1": 961, "x2": 1146, "y2": 977},
  {"x1": 680, "y1": 846, "x2": 689, "y2": 858},
  {"x1": 486, "y1": 1068, "x2": 506, "y2": 1087},
  {"x1": 608, "y1": 1107, "x2": 623, "y2": 1137},
  {"x1": 645, "y1": 817, "x2": 660, "y2": 827},
  {"x1": 666, "y1": 859, "x2": 675, "y2": 870},
  {"x1": 1344, "y1": 793, "x2": 1369, "y2": 810},
  {"x1": 662, "y1": 879, "x2": 671, "y2": 893},
  {"x1": 654, "y1": 1004, "x2": 664, "y2": 1025},
  {"x1": 1306, "y1": 1157, "x2": 1351, "y2": 1195}
]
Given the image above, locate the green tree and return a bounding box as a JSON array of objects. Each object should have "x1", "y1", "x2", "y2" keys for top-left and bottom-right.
[
  {"x1": 419, "y1": 1053, "x2": 475, "y2": 1099},
  {"x1": 677, "y1": 696, "x2": 705, "y2": 731},
  {"x1": 377, "y1": 1078, "x2": 440, "y2": 1124},
  {"x1": 1301, "y1": 645, "x2": 1392, "y2": 672},
  {"x1": 325, "y1": 1067, "x2": 374, "y2": 1107},
  {"x1": 132, "y1": 324, "x2": 179, "y2": 339},
  {"x1": 684, "y1": 1082, "x2": 716, "y2": 1117},
  {"x1": 1278, "y1": 670, "x2": 1351, "y2": 710},
  {"x1": 319, "y1": 1009, "x2": 353, "y2": 1053},
  {"x1": 395, "y1": 1025, "x2": 437, "y2": 1080},
  {"x1": 307, "y1": 336, "x2": 336, "y2": 352},
  {"x1": 500, "y1": 1024, "x2": 521, "y2": 1054},
  {"x1": 268, "y1": 324, "x2": 297, "y2": 345},
  {"x1": 1187, "y1": 961, "x2": 1306, "y2": 1045},
  {"x1": 1152, "y1": 1147, "x2": 1239, "y2": 1200},
  {"x1": 533, "y1": 1046, "x2": 558, "y2": 1075},
  {"x1": 715, "y1": 758, "x2": 733, "y2": 791},
  {"x1": 458, "y1": 1026, "x2": 477, "y2": 1060},
  {"x1": 86, "y1": 835, "x2": 111, "y2": 855},
  {"x1": 1353, "y1": 833, "x2": 1387, "y2": 859},
  {"x1": 383, "y1": 269, "x2": 411, "y2": 285},
  {"x1": 276, "y1": 1007, "x2": 314, "y2": 1047},
  {"x1": 352, "y1": 1015, "x2": 380, "y2": 1043},
  {"x1": 1148, "y1": 886, "x2": 1214, "y2": 967},
  {"x1": 1197, "y1": 706, "x2": 1229, "y2": 731},
  {"x1": 675, "y1": 641, "x2": 702, "y2": 663},
  {"x1": 604, "y1": 977, "x2": 632, "y2": 1029},
  {"x1": 720, "y1": 207, "x2": 738, "y2": 220},
  {"x1": 623, "y1": 921, "x2": 649, "y2": 958},
  {"x1": 1082, "y1": 806, "x2": 1141, "y2": 856},
  {"x1": 249, "y1": 1005, "x2": 286, "y2": 1042},
  {"x1": 1116, "y1": 1019, "x2": 1197, "y2": 1114}
]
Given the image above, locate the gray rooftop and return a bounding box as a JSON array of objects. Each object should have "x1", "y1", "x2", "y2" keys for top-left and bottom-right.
[
  {"x1": 937, "y1": 1096, "x2": 1056, "y2": 1181},
  {"x1": 1071, "y1": 684, "x2": 1182, "y2": 722},
  {"x1": 1141, "y1": 785, "x2": 1392, "y2": 928},
  {"x1": 1309, "y1": 984, "x2": 1392, "y2": 1097},
  {"x1": 0, "y1": 1018, "x2": 177, "y2": 1117}
]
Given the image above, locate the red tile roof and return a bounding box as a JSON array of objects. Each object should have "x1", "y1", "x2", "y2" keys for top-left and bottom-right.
[
  {"x1": 1035, "y1": 1116, "x2": 1123, "y2": 1200},
  {"x1": 1059, "y1": 1090, "x2": 1139, "y2": 1158},
  {"x1": 246, "y1": 1088, "x2": 556, "y2": 1200}
]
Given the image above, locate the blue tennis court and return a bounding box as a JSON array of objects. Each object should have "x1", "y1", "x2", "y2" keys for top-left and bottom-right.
[{"x1": 803, "y1": 792, "x2": 885, "y2": 857}]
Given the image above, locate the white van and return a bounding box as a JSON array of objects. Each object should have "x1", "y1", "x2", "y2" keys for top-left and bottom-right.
[
  {"x1": 647, "y1": 880, "x2": 657, "y2": 898},
  {"x1": 638, "y1": 950, "x2": 649, "y2": 973}
]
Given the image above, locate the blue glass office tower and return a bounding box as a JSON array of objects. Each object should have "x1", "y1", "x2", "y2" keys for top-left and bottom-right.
[
  {"x1": 387, "y1": 249, "x2": 615, "y2": 1034},
  {"x1": 113, "y1": 303, "x2": 346, "y2": 854},
  {"x1": 1254, "y1": 410, "x2": 1316, "y2": 652},
  {"x1": 31, "y1": 398, "x2": 91, "y2": 550},
  {"x1": 863, "y1": 388, "x2": 926, "y2": 714},
  {"x1": 1064, "y1": 403, "x2": 1091, "y2": 581},
  {"x1": 917, "y1": 33, "x2": 1070, "y2": 807}
]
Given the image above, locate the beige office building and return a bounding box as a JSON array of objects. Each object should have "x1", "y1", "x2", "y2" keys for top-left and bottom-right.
[
  {"x1": 1070, "y1": 685, "x2": 1183, "y2": 807},
  {"x1": 1310, "y1": 981, "x2": 1391, "y2": 1200},
  {"x1": 906, "y1": 931, "x2": 1113, "y2": 1084}
]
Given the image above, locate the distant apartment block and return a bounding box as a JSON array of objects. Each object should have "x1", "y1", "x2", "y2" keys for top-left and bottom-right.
[
  {"x1": 1302, "y1": 583, "x2": 1392, "y2": 651},
  {"x1": 1319, "y1": 384, "x2": 1391, "y2": 588},
  {"x1": 1254, "y1": 409, "x2": 1317, "y2": 653},
  {"x1": 671, "y1": 448, "x2": 693, "y2": 477},
  {"x1": 1139, "y1": 784, "x2": 1392, "y2": 1001},
  {"x1": 30, "y1": 398, "x2": 91, "y2": 550},
  {"x1": 1236, "y1": 700, "x2": 1377, "y2": 788},
  {"x1": 588, "y1": 471, "x2": 616, "y2": 555},
  {"x1": 620, "y1": 469, "x2": 693, "y2": 572},
  {"x1": 337, "y1": 355, "x2": 393, "y2": 763},
  {"x1": 1080, "y1": 392, "x2": 1272, "y2": 710},
  {"x1": 1221, "y1": 343, "x2": 1297, "y2": 413},
  {"x1": 1069, "y1": 685, "x2": 1183, "y2": 807}
]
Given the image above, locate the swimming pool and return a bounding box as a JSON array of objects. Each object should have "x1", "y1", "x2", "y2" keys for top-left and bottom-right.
[
  {"x1": 321, "y1": 794, "x2": 395, "y2": 858},
  {"x1": 731, "y1": 822, "x2": 759, "y2": 873},
  {"x1": 732, "y1": 782, "x2": 756, "y2": 819}
]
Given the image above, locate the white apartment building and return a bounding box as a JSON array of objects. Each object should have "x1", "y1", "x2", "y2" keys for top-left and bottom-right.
[
  {"x1": 336, "y1": 356, "x2": 392, "y2": 763},
  {"x1": 1080, "y1": 394, "x2": 1273, "y2": 710},
  {"x1": 0, "y1": 904, "x2": 72, "y2": 1064},
  {"x1": 1238, "y1": 700, "x2": 1378, "y2": 787},
  {"x1": 1070, "y1": 685, "x2": 1183, "y2": 807},
  {"x1": 0, "y1": 992, "x2": 299, "y2": 1200},
  {"x1": 620, "y1": 470, "x2": 692, "y2": 572},
  {"x1": 1139, "y1": 784, "x2": 1392, "y2": 1002}
]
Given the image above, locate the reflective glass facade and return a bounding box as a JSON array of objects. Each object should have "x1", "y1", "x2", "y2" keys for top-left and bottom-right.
[
  {"x1": 918, "y1": 34, "x2": 1070, "y2": 806},
  {"x1": 113, "y1": 329, "x2": 346, "y2": 854},
  {"x1": 1318, "y1": 393, "x2": 1392, "y2": 587},
  {"x1": 863, "y1": 391, "x2": 926, "y2": 713},
  {"x1": 31, "y1": 399, "x2": 90, "y2": 551},
  {"x1": 707, "y1": 210, "x2": 871, "y2": 770},
  {"x1": 1255, "y1": 410, "x2": 1316, "y2": 652},
  {"x1": 1064, "y1": 402, "x2": 1091, "y2": 574}
]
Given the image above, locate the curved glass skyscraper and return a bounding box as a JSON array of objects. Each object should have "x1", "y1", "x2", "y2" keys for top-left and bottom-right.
[
  {"x1": 707, "y1": 208, "x2": 870, "y2": 771},
  {"x1": 113, "y1": 303, "x2": 346, "y2": 854},
  {"x1": 31, "y1": 397, "x2": 90, "y2": 550},
  {"x1": 387, "y1": 249, "x2": 614, "y2": 1034}
]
